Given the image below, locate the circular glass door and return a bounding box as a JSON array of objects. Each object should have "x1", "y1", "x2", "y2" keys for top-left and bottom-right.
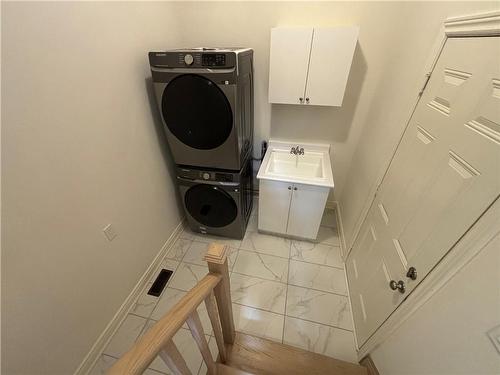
[
  {"x1": 162, "y1": 74, "x2": 233, "y2": 150},
  {"x1": 185, "y1": 184, "x2": 237, "y2": 228}
]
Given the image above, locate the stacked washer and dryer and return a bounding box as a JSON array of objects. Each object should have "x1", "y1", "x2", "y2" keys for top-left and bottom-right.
[{"x1": 149, "y1": 48, "x2": 254, "y2": 239}]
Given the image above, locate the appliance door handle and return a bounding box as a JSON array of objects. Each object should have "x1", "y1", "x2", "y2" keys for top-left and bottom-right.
[
  {"x1": 151, "y1": 66, "x2": 236, "y2": 74},
  {"x1": 177, "y1": 176, "x2": 239, "y2": 187}
]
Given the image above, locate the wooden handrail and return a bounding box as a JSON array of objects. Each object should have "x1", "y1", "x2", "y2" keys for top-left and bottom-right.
[
  {"x1": 107, "y1": 242, "x2": 234, "y2": 375},
  {"x1": 108, "y1": 274, "x2": 221, "y2": 374}
]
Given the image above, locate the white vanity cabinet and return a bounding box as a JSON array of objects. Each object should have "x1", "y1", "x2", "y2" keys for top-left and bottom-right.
[
  {"x1": 257, "y1": 140, "x2": 334, "y2": 240},
  {"x1": 268, "y1": 26, "x2": 359, "y2": 106},
  {"x1": 258, "y1": 179, "x2": 329, "y2": 240}
]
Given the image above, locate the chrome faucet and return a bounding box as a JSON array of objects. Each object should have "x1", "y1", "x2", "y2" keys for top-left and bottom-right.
[{"x1": 290, "y1": 146, "x2": 305, "y2": 155}]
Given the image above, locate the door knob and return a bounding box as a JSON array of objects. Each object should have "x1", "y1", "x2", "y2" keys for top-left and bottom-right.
[
  {"x1": 406, "y1": 267, "x2": 417, "y2": 280},
  {"x1": 299, "y1": 97, "x2": 304, "y2": 103},
  {"x1": 389, "y1": 280, "x2": 406, "y2": 294}
]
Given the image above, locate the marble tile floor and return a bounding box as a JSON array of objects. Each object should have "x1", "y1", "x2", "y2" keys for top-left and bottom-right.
[{"x1": 90, "y1": 198, "x2": 357, "y2": 374}]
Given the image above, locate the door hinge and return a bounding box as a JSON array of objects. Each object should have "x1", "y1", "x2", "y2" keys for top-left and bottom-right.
[{"x1": 419, "y1": 72, "x2": 432, "y2": 96}]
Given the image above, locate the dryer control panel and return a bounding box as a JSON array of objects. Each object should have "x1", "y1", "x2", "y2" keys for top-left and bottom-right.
[
  {"x1": 149, "y1": 51, "x2": 236, "y2": 69},
  {"x1": 202, "y1": 54, "x2": 226, "y2": 67}
]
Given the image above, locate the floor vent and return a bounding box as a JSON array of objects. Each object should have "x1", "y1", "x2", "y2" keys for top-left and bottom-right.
[{"x1": 147, "y1": 269, "x2": 173, "y2": 297}]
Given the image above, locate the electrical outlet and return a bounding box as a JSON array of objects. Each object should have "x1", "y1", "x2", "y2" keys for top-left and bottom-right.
[{"x1": 103, "y1": 224, "x2": 117, "y2": 241}]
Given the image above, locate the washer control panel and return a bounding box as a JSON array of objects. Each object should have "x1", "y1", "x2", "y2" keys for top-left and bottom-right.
[
  {"x1": 215, "y1": 172, "x2": 234, "y2": 182},
  {"x1": 177, "y1": 167, "x2": 235, "y2": 183}
]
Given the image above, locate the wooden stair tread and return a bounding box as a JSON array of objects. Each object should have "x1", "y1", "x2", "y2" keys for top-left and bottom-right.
[
  {"x1": 216, "y1": 363, "x2": 256, "y2": 375},
  {"x1": 218, "y1": 332, "x2": 367, "y2": 375}
]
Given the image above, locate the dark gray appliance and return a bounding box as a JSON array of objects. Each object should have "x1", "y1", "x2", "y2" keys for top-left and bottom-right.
[
  {"x1": 149, "y1": 48, "x2": 253, "y2": 171},
  {"x1": 177, "y1": 158, "x2": 253, "y2": 239}
]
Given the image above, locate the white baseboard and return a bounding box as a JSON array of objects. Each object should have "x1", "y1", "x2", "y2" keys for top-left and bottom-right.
[
  {"x1": 328, "y1": 200, "x2": 359, "y2": 350},
  {"x1": 325, "y1": 200, "x2": 336, "y2": 210},
  {"x1": 73, "y1": 219, "x2": 185, "y2": 375},
  {"x1": 326, "y1": 200, "x2": 348, "y2": 260},
  {"x1": 335, "y1": 201, "x2": 348, "y2": 260}
]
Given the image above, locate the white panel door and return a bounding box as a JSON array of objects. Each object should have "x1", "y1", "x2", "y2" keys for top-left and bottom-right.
[
  {"x1": 305, "y1": 27, "x2": 359, "y2": 106},
  {"x1": 348, "y1": 36, "x2": 500, "y2": 345},
  {"x1": 268, "y1": 27, "x2": 313, "y2": 105},
  {"x1": 258, "y1": 179, "x2": 293, "y2": 234},
  {"x1": 287, "y1": 184, "x2": 329, "y2": 239}
]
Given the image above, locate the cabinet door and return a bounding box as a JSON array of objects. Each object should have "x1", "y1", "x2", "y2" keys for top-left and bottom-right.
[
  {"x1": 287, "y1": 184, "x2": 329, "y2": 239},
  {"x1": 258, "y1": 179, "x2": 293, "y2": 234},
  {"x1": 268, "y1": 27, "x2": 313, "y2": 105},
  {"x1": 305, "y1": 27, "x2": 359, "y2": 106}
]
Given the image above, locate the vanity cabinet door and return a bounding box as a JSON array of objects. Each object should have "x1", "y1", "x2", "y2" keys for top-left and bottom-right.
[
  {"x1": 258, "y1": 179, "x2": 293, "y2": 234},
  {"x1": 287, "y1": 184, "x2": 329, "y2": 239}
]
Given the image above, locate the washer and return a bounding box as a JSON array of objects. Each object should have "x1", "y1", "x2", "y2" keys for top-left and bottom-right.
[
  {"x1": 149, "y1": 48, "x2": 253, "y2": 171},
  {"x1": 177, "y1": 158, "x2": 253, "y2": 239}
]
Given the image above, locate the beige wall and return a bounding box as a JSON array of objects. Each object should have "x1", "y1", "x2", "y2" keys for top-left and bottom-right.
[
  {"x1": 371, "y1": 230, "x2": 500, "y2": 374},
  {"x1": 1, "y1": 2, "x2": 182, "y2": 374},
  {"x1": 338, "y1": 1, "x2": 499, "y2": 250}
]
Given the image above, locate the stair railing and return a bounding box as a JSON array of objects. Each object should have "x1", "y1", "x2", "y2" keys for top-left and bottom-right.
[{"x1": 107, "y1": 243, "x2": 235, "y2": 375}]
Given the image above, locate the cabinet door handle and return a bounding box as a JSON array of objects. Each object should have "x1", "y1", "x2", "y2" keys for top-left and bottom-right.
[
  {"x1": 288, "y1": 186, "x2": 292, "y2": 190},
  {"x1": 305, "y1": 97, "x2": 310, "y2": 103},
  {"x1": 299, "y1": 97, "x2": 304, "y2": 103},
  {"x1": 293, "y1": 187, "x2": 298, "y2": 191}
]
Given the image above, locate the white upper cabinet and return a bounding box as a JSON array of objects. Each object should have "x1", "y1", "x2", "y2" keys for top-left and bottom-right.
[{"x1": 268, "y1": 26, "x2": 359, "y2": 106}]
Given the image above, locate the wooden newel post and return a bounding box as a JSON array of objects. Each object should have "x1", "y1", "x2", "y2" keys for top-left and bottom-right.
[{"x1": 204, "y1": 243, "x2": 235, "y2": 345}]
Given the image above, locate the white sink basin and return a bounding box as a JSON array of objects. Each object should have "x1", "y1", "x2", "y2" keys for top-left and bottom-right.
[
  {"x1": 257, "y1": 140, "x2": 334, "y2": 188},
  {"x1": 266, "y1": 151, "x2": 324, "y2": 179}
]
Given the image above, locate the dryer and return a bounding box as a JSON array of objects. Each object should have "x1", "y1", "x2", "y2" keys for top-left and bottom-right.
[{"x1": 149, "y1": 48, "x2": 253, "y2": 171}]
